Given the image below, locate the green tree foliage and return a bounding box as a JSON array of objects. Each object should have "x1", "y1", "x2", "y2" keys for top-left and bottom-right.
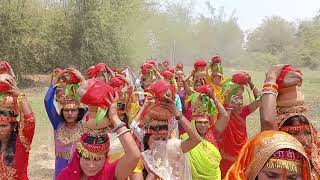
[
  {"x1": 247, "y1": 16, "x2": 296, "y2": 55},
  {"x1": 0, "y1": 0, "x2": 145, "y2": 80}
]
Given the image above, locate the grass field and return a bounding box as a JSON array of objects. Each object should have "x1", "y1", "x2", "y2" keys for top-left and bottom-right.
[{"x1": 26, "y1": 68, "x2": 320, "y2": 179}]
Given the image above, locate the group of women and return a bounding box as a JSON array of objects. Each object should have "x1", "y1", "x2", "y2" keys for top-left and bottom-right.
[{"x1": 0, "y1": 56, "x2": 318, "y2": 180}]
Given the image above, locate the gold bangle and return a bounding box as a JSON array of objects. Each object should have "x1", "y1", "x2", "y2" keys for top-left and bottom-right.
[{"x1": 17, "y1": 93, "x2": 26, "y2": 102}]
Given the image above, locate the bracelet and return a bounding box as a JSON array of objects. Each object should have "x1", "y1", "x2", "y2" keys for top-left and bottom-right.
[
  {"x1": 117, "y1": 129, "x2": 131, "y2": 138},
  {"x1": 112, "y1": 122, "x2": 126, "y2": 133},
  {"x1": 262, "y1": 87, "x2": 278, "y2": 94},
  {"x1": 17, "y1": 93, "x2": 26, "y2": 102},
  {"x1": 261, "y1": 91, "x2": 278, "y2": 97},
  {"x1": 262, "y1": 87, "x2": 278, "y2": 93}
]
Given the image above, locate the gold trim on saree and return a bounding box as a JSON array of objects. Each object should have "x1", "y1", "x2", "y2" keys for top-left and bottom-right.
[{"x1": 57, "y1": 122, "x2": 82, "y2": 145}]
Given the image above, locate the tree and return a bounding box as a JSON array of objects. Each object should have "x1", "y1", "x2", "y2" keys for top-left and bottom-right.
[{"x1": 247, "y1": 16, "x2": 297, "y2": 56}]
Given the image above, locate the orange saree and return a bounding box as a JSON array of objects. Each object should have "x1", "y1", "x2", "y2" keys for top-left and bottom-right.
[{"x1": 225, "y1": 131, "x2": 311, "y2": 180}]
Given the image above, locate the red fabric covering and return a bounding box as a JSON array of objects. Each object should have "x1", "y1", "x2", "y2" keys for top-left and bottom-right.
[
  {"x1": 0, "y1": 82, "x2": 11, "y2": 92},
  {"x1": 9, "y1": 113, "x2": 35, "y2": 180},
  {"x1": 161, "y1": 70, "x2": 174, "y2": 80},
  {"x1": 86, "y1": 66, "x2": 98, "y2": 79},
  {"x1": 204, "y1": 126, "x2": 220, "y2": 148},
  {"x1": 231, "y1": 72, "x2": 250, "y2": 85},
  {"x1": 211, "y1": 55, "x2": 221, "y2": 64},
  {"x1": 146, "y1": 59, "x2": 157, "y2": 66},
  {"x1": 95, "y1": 63, "x2": 108, "y2": 73},
  {"x1": 0, "y1": 61, "x2": 11, "y2": 71},
  {"x1": 167, "y1": 67, "x2": 175, "y2": 74},
  {"x1": 62, "y1": 69, "x2": 81, "y2": 84},
  {"x1": 179, "y1": 102, "x2": 192, "y2": 135},
  {"x1": 175, "y1": 64, "x2": 183, "y2": 69},
  {"x1": 276, "y1": 65, "x2": 302, "y2": 89},
  {"x1": 80, "y1": 79, "x2": 115, "y2": 109},
  {"x1": 86, "y1": 63, "x2": 111, "y2": 79},
  {"x1": 219, "y1": 105, "x2": 251, "y2": 178},
  {"x1": 146, "y1": 80, "x2": 176, "y2": 102},
  {"x1": 58, "y1": 151, "x2": 117, "y2": 180},
  {"x1": 195, "y1": 85, "x2": 212, "y2": 94},
  {"x1": 194, "y1": 59, "x2": 207, "y2": 70},
  {"x1": 109, "y1": 77, "x2": 125, "y2": 92},
  {"x1": 140, "y1": 63, "x2": 153, "y2": 75}
]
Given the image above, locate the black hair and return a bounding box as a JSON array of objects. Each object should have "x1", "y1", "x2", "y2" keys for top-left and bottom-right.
[
  {"x1": 2, "y1": 122, "x2": 18, "y2": 166},
  {"x1": 0, "y1": 110, "x2": 18, "y2": 118},
  {"x1": 283, "y1": 115, "x2": 309, "y2": 126},
  {"x1": 0, "y1": 109, "x2": 18, "y2": 166},
  {"x1": 60, "y1": 107, "x2": 86, "y2": 122}
]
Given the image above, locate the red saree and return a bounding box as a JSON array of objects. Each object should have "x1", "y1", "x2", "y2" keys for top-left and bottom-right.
[
  {"x1": 219, "y1": 105, "x2": 251, "y2": 178},
  {"x1": 0, "y1": 113, "x2": 35, "y2": 180}
]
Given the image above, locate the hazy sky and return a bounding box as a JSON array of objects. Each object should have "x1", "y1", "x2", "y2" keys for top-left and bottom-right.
[{"x1": 193, "y1": 0, "x2": 320, "y2": 30}]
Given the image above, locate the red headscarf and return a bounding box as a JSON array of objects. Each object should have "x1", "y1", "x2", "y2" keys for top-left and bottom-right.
[{"x1": 86, "y1": 66, "x2": 98, "y2": 79}]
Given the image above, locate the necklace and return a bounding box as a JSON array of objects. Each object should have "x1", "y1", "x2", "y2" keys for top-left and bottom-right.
[{"x1": 57, "y1": 122, "x2": 83, "y2": 145}]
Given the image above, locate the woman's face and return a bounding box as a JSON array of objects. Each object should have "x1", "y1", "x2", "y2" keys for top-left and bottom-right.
[
  {"x1": 212, "y1": 75, "x2": 222, "y2": 85},
  {"x1": 62, "y1": 108, "x2": 79, "y2": 123},
  {"x1": 257, "y1": 167, "x2": 302, "y2": 180},
  {"x1": 148, "y1": 133, "x2": 168, "y2": 149},
  {"x1": 175, "y1": 73, "x2": 184, "y2": 81},
  {"x1": 195, "y1": 119, "x2": 209, "y2": 137},
  {"x1": 284, "y1": 120, "x2": 312, "y2": 148},
  {"x1": 80, "y1": 155, "x2": 106, "y2": 177},
  {"x1": 142, "y1": 75, "x2": 152, "y2": 89},
  {"x1": 0, "y1": 122, "x2": 15, "y2": 141},
  {"x1": 194, "y1": 78, "x2": 206, "y2": 88}
]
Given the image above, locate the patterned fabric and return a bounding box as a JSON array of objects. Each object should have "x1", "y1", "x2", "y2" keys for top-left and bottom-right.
[
  {"x1": 142, "y1": 138, "x2": 192, "y2": 180},
  {"x1": 0, "y1": 113, "x2": 35, "y2": 180},
  {"x1": 44, "y1": 85, "x2": 85, "y2": 179},
  {"x1": 225, "y1": 131, "x2": 311, "y2": 180}
]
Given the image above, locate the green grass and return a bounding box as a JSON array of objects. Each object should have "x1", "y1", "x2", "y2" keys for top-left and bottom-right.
[{"x1": 26, "y1": 68, "x2": 320, "y2": 179}]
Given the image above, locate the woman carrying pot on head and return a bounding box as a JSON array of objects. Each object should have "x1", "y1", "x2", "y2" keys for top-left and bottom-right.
[
  {"x1": 0, "y1": 70, "x2": 35, "y2": 180},
  {"x1": 44, "y1": 68, "x2": 87, "y2": 179},
  {"x1": 260, "y1": 64, "x2": 320, "y2": 179}
]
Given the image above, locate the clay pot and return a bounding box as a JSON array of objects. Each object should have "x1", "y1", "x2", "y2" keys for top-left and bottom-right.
[{"x1": 277, "y1": 86, "x2": 304, "y2": 107}]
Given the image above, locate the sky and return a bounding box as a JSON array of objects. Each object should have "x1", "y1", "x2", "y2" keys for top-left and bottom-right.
[{"x1": 192, "y1": 0, "x2": 320, "y2": 31}]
